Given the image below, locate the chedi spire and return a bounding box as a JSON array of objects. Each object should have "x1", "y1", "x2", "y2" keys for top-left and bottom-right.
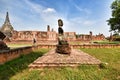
[
  {"x1": 0, "y1": 12, "x2": 14, "y2": 37},
  {"x1": 4, "y1": 12, "x2": 11, "y2": 25}
]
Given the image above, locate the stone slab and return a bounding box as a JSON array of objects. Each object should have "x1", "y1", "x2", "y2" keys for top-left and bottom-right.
[
  {"x1": 56, "y1": 45, "x2": 71, "y2": 54},
  {"x1": 29, "y1": 49, "x2": 101, "y2": 69}
]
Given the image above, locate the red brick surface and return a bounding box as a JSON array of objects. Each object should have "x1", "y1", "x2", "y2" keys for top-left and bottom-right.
[{"x1": 29, "y1": 49, "x2": 101, "y2": 69}]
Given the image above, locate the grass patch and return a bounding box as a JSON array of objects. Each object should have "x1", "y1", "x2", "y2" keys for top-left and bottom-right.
[
  {"x1": 81, "y1": 48, "x2": 120, "y2": 79},
  {"x1": 80, "y1": 48, "x2": 120, "y2": 67},
  {"x1": 0, "y1": 48, "x2": 120, "y2": 80},
  {"x1": 7, "y1": 43, "x2": 33, "y2": 49},
  {"x1": 0, "y1": 48, "x2": 49, "y2": 80},
  {"x1": 93, "y1": 41, "x2": 120, "y2": 44},
  {"x1": 11, "y1": 66, "x2": 106, "y2": 80}
]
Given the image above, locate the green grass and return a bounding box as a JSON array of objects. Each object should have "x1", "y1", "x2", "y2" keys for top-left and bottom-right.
[
  {"x1": 93, "y1": 41, "x2": 120, "y2": 44},
  {"x1": 69, "y1": 41, "x2": 82, "y2": 45},
  {"x1": 81, "y1": 48, "x2": 120, "y2": 79},
  {"x1": 10, "y1": 66, "x2": 105, "y2": 80},
  {"x1": 7, "y1": 44, "x2": 33, "y2": 49},
  {"x1": 0, "y1": 48, "x2": 49, "y2": 80},
  {"x1": 0, "y1": 48, "x2": 120, "y2": 80}
]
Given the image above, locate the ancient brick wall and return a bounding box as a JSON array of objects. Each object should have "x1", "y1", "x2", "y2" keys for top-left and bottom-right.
[
  {"x1": 0, "y1": 46, "x2": 33, "y2": 64},
  {"x1": 64, "y1": 32, "x2": 76, "y2": 41},
  {"x1": 8, "y1": 29, "x2": 106, "y2": 43},
  {"x1": 36, "y1": 44, "x2": 120, "y2": 49},
  {"x1": 11, "y1": 30, "x2": 57, "y2": 42},
  {"x1": 0, "y1": 44, "x2": 120, "y2": 64}
]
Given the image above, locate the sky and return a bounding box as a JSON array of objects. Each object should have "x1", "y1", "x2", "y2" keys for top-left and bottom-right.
[{"x1": 0, "y1": 0, "x2": 114, "y2": 36}]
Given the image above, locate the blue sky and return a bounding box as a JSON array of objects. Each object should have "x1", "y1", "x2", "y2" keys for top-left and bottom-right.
[{"x1": 0, "y1": 0, "x2": 114, "y2": 36}]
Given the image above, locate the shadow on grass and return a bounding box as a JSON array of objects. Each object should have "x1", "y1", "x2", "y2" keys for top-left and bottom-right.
[{"x1": 0, "y1": 49, "x2": 49, "y2": 80}]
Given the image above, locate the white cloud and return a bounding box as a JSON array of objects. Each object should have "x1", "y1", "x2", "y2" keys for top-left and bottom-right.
[
  {"x1": 24, "y1": 0, "x2": 59, "y2": 30},
  {"x1": 43, "y1": 8, "x2": 56, "y2": 13},
  {"x1": 69, "y1": 17, "x2": 95, "y2": 26},
  {"x1": 24, "y1": 0, "x2": 43, "y2": 14},
  {"x1": 68, "y1": 0, "x2": 91, "y2": 14},
  {"x1": 74, "y1": 4, "x2": 91, "y2": 14},
  {"x1": 23, "y1": 0, "x2": 96, "y2": 33},
  {"x1": 83, "y1": 21, "x2": 95, "y2": 26},
  {"x1": 0, "y1": 0, "x2": 112, "y2": 36},
  {"x1": 24, "y1": 0, "x2": 56, "y2": 14}
]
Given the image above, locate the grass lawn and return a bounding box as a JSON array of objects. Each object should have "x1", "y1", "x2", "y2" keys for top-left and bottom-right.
[
  {"x1": 7, "y1": 43, "x2": 33, "y2": 49},
  {"x1": 81, "y1": 48, "x2": 120, "y2": 80},
  {"x1": 0, "y1": 48, "x2": 120, "y2": 80},
  {"x1": 93, "y1": 40, "x2": 120, "y2": 44},
  {"x1": 0, "y1": 48, "x2": 49, "y2": 80}
]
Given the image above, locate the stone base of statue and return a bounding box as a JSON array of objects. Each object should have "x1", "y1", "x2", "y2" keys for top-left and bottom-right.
[
  {"x1": 0, "y1": 41, "x2": 10, "y2": 50},
  {"x1": 56, "y1": 40, "x2": 71, "y2": 54}
]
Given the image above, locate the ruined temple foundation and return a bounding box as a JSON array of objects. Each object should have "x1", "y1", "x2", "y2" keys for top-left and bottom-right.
[{"x1": 29, "y1": 49, "x2": 101, "y2": 69}]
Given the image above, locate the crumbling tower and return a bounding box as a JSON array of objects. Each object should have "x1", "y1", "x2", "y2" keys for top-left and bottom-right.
[{"x1": 47, "y1": 25, "x2": 50, "y2": 32}]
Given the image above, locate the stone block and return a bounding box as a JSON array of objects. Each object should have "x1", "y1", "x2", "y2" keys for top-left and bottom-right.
[{"x1": 56, "y1": 45, "x2": 71, "y2": 54}]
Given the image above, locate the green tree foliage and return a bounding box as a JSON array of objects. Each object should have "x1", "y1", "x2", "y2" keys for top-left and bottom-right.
[{"x1": 107, "y1": 0, "x2": 120, "y2": 33}]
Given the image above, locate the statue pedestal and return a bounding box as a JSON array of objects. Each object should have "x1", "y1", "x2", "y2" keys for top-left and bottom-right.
[{"x1": 56, "y1": 40, "x2": 71, "y2": 54}]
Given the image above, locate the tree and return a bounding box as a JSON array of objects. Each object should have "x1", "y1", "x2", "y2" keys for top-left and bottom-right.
[{"x1": 107, "y1": 0, "x2": 120, "y2": 34}]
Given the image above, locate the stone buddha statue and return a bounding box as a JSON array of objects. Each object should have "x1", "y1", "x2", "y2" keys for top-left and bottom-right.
[
  {"x1": 58, "y1": 19, "x2": 64, "y2": 41},
  {"x1": 56, "y1": 19, "x2": 71, "y2": 54},
  {"x1": 58, "y1": 19, "x2": 64, "y2": 35}
]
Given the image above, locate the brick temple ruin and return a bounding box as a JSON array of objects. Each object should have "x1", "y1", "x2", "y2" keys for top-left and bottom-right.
[{"x1": 0, "y1": 12, "x2": 105, "y2": 44}]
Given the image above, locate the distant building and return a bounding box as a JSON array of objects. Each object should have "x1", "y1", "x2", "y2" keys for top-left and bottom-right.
[
  {"x1": 0, "y1": 12, "x2": 105, "y2": 44},
  {"x1": 64, "y1": 32, "x2": 76, "y2": 41},
  {"x1": 76, "y1": 31, "x2": 105, "y2": 41}
]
